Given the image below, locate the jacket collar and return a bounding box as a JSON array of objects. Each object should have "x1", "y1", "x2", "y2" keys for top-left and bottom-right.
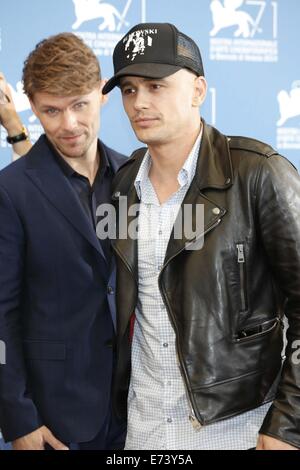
[
  {"x1": 114, "y1": 120, "x2": 233, "y2": 194},
  {"x1": 193, "y1": 120, "x2": 233, "y2": 191}
]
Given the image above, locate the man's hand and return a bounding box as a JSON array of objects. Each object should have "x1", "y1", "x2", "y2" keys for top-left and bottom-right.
[
  {"x1": 0, "y1": 72, "x2": 32, "y2": 158},
  {"x1": 256, "y1": 433, "x2": 298, "y2": 450},
  {"x1": 0, "y1": 72, "x2": 19, "y2": 130},
  {"x1": 12, "y1": 425, "x2": 69, "y2": 450}
]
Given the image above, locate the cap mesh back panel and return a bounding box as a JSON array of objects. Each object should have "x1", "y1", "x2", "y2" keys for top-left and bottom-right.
[{"x1": 176, "y1": 32, "x2": 204, "y2": 75}]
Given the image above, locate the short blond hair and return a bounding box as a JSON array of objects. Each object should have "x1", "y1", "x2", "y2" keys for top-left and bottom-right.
[{"x1": 23, "y1": 33, "x2": 101, "y2": 99}]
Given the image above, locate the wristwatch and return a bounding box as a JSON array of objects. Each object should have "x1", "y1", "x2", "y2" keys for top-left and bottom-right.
[{"x1": 6, "y1": 125, "x2": 29, "y2": 144}]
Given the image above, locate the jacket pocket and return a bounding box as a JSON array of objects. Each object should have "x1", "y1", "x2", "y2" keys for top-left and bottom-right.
[
  {"x1": 23, "y1": 340, "x2": 66, "y2": 361},
  {"x1": 234, "y1": 317, "x2": 281, "y2": 343},
  {"x1": 236, "y1": 243, "x2": 247, "y2": 311}
]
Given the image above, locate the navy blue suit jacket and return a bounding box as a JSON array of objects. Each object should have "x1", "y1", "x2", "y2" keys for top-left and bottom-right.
[{"x1": 0, "y1": 135, "x2": 126, "y2": 443}]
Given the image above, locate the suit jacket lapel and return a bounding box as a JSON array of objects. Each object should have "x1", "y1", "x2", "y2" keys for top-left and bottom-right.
[{"x1": 25, "y1": 136, "x2": 106, "y2": 260}]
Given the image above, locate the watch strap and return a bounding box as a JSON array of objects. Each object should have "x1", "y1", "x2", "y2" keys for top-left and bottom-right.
[{"x1": 7, "y1": 125, "x2": 29, "y2": 144}]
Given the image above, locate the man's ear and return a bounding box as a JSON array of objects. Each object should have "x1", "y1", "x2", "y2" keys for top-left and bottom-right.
[
  {"x1": 192, "y1": 76, "x2": 207, "y2": 107},
  {"x1": 100, "y1": 79, "x2": 109, "y2": 105}
]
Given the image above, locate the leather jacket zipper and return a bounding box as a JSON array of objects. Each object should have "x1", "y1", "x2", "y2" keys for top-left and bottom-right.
[
  {"x1": 237, "y1": 243, "x2": 247, "y2": 311},
  {"x1": 113, "y1": 241, "x2": 203, "y2": 428},
  {"x1": 175, "y1": 352, "x2": 202, "y2": 430},
  {"x1": 113, "y1": 242, "x2": 203, "y2": 429},
  {"x1": 159, "y1": 217, "x2": 223, "y2": 429},
  {"x1": 189, "y1": 413, "x2": 202, "y2": 430}
]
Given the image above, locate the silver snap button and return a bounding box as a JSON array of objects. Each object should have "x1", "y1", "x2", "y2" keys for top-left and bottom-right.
[
  {"x1": 212, "y1": 207, "x2": 220, "y2": 215},
  {"x1": 114, "y1": 191, "x2": 121, "y2": 198}
]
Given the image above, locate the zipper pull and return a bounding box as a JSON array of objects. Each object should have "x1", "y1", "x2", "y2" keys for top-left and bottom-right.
[
  {"x1": 189, "y1": 413, "x2": 202, "y2": 430},
  {"x1": 237, "y1": 244, "x2": 245, "y2": 263}
]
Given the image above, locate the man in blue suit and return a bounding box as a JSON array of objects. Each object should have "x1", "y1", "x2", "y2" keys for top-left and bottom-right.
[{"x1": 0, "y1": 33, "x2": 126, "y2": 450}]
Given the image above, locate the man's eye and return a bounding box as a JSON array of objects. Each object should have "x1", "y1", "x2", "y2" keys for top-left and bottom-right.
[
  {"x1": 122, "y1": 88, "x2": 135, "y2": 96},
  {"x1": 151, "y1": 84, "x2": 161, "y2": 90},
  {"x1": 46, "y1": 109, "x2": 58, "y2": 116},
  {"x1": 74, "y1": 102, "x2": 87, "y2": 110}
]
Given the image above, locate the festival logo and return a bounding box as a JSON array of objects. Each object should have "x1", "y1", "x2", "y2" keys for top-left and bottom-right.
[
  {"x1": 276, "y1": 81, "x2": 300, "y2": 150},
  {"x1": 71, "y1": 0, "x2": 146, "y2": 57},
  {"x1": 72, "y1": 0, "x2": 129, "y2": 32},
  {"x1": 209, "y1": 0, "x2": 278, "y2": 62},
  {"x1": 210, "y1": 0, "x2": 261, "y2": 38}
]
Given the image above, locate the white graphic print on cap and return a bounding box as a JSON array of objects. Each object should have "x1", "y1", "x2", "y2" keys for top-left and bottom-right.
[{"x1": 124, "y1": 30, "x2": 156, "y2": 61}]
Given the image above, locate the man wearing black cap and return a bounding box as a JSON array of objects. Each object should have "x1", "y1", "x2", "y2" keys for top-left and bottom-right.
[{"x1": 104, "y1": 23, "x2": 300, "y2": 450}]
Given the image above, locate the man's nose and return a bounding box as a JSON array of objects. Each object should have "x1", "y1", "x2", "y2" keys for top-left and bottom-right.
[
  {"x1": 61, "y1": 110, "x2": 77, "y2": 131},
  {"x1": 133, "y1": 89, "x2": 149, "y2": 111}
]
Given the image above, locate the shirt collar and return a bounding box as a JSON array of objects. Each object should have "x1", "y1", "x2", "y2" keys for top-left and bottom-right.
[
  {"x1": 134, "y1": 126, "x2": 203, "y2": 200},
  {"x1": 46, "y1": 137, "x2": 111, "y2": 179}
]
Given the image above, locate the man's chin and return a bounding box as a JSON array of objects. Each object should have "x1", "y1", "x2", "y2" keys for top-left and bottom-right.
[
  {"x1": 133, "y1": 127, "x2": 164, "y2": 146},
  {"x1": 55, "y1": 144, "x2": 86, "y2": 160},
  {"x1": 133, "y1": 130, "x2": 152, "y2": 145},
  {"x1": 134, "y1": 133, "x2": 161, "y2": 146}
]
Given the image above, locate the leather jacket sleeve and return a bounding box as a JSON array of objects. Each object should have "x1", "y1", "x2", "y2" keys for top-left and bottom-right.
[{"x1": 256, "y1": 154, "x2": 300, "y2": 448}]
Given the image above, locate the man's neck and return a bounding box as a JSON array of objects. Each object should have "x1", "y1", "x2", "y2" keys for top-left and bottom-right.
[
  {"x1": 147, "y1": 121, "x2": 202, "y2": 204},
  {"x1": 148, "y1": 122, "x2": 201, "y2": 184}
]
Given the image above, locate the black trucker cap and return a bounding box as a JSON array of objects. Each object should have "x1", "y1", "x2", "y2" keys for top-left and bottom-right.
[{"x1": 102, "y1": 22, "x2": 204, "y2": 94}]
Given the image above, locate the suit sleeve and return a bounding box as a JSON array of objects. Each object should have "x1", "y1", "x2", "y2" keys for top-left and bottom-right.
[
  {"x1": 256, "y1": 155, "x2": 300, "y2": 448},
  {"x1": 0, "y1": 184, "x2": 40, "y2": 442}
]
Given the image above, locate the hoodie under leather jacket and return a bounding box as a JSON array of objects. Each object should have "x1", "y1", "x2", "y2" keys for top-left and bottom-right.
[{"x1": 111, "y1": 121, "x2": 300, "y2": 448}]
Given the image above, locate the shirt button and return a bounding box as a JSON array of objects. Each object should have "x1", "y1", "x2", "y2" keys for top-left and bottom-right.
[
  {"x1": 167, "y1": 418, "x2": 172, "y2": 423},
  {"x1": 163, "y1": 343, "x2": 169, "y2": 348},
  {"x1": 107, "y1": 286, "x2": 114, "y2": 295},
  {"x1": 158, "y1": 230, "x2": 163, "y2": 235}
]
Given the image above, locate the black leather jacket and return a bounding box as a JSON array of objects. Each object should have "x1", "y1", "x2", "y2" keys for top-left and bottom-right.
[{"x1": 111, "y1": 122, "x2": 300, "y2": 448}]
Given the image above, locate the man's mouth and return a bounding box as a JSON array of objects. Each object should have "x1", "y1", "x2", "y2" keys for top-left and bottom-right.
[{"x1": 60, "y1": 134, "x2": 83, "y2": 141}]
